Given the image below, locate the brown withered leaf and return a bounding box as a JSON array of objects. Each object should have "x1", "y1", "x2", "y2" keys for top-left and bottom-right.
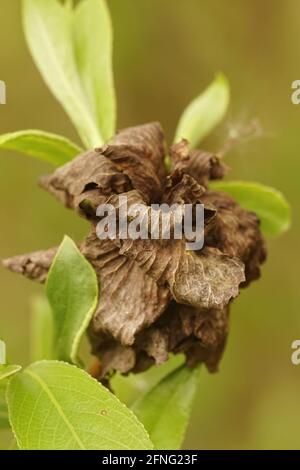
[
  {"x1": 110, "y1": 122, "x2": 166, "y2": 181},
  {"x1": 138, "y1": 303, "x2": 229, "y2": 373},
  {"x1": 2, "y1": 247, "x2": 56, "y2": 283},
  {"x1": 3, "y1": 233, "x2": 170, "y2": 347},
  {"x1": 88, "y1": 329, "x2": 137, "y2": 377},
  {"x1": 76, "y1": 190, "x2": 109, "y2": 220},
  {"x1": 81, "y1": 230, "x2": 170, "y2": 346},
  {"x1": 162, "y1": 171, "x2": 217, "y2": 224},
  {"x1": 101, "y1": 144, "x2": 163, "y2": 203},
  {"x1": 170, "y1": 139, "x2": 227, "y2": 187},
  {"x1": 2, "y1": 121, "x2": 267, "y2": 380},
  {"x1": 163, "y1": 172, "x2": 206, "y2": 205},
  {"x1": 89, "y1": 302, "x2": 230, "y2": 377},
  {"x1": 202, "y1": 190, "x2": 267, "y2": 284},
  {"x1": 176, "y1": 304, "x2": 229, "y2": 372},
  {"x1": 40, "y1": 123, "x2": 167, "y2": 219},
  {"x1": 101, "y1": 183, "x2": 245, "y2": 311},
  {"x1": 40, "y1": 149, "x2": 131, "y2": 215},
  {"x1": 119, "y1": 239, "x2": 245, "y2": 310},
  {"x1": 100, "y1": 122, "x2": 167, "y2": 203}
]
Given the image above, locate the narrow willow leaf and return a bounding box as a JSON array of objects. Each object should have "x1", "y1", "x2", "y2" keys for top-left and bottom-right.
[
  {"x1": 210, "y1": 180, "x2": 291, "y2": 236},
  {"x1": 73, "y1": 0, "x2": 116, "y2": 142},
  {"x1": 174, "y1": 73, "x2": 230, "y2": 148},
  {"x1": 112, "y1": 354, "x2": 185, "y2": 405},
  {"x1": 0, "y1": 387, "x2": 9, "y2": 429},
  {"x1": 0, "y1": 130, "x2": 82, "y2": 166},
  {"x1": 46, "y1": 236, "x2": 98, "y2": 364},
  {"x1": 0, "y1": 365, "x2": 21, "y2": 382},
  {"x1": 23, "y1": 0, "x2": 103, "y2": 148},
  {"x1": 132, "y1": 365, "x2": 201, "y2": 450},
  {"x1": 30, "y1": 295, "x2": 53, "y2": 362},
  {"x1": 7, "y1": 361, "x2": 153, "y2": 450}
]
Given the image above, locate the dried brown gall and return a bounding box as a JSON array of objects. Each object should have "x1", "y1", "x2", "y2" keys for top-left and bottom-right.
[{"x1": 3, "y1": 122, "x2": 266, "y2": 379}]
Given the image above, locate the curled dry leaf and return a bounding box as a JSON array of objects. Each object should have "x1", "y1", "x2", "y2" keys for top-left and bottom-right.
[
  {"x1": 39, "y1": 122, "x2": 166, "y2": 214},
  {"x1": 80, "y1": 233, "x2": 171, "y2": 346},
  {"x1": 202, "y1": 190, "x2": 267, "y2": 284},
  {"x1": 3, "y1": 122, "x2": 266, "y2": 379},
  {"x1": 118, "y1": 239, "x2": 244, "y2": 310},
  {"x1": 170, "y1": 139, "x2": 227, "y2": 188},
  {"x1": 3, "y1": 247, "x2": 57, "y2": 283}
]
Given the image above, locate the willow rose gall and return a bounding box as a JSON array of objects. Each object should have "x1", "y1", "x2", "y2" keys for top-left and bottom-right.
[{"x1": 3, "y1": 123, "x2": 266, "y2": 379}]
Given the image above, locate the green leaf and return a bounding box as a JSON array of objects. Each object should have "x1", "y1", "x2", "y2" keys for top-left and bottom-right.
[
  {"x1": 210, "y1": 180, "x2": 291, "y2": 236},
  {"x1": 30, "y1": 295, "x2": 53, "y2": 362},
  {"x1": 0, "y1": 130, "x2": 82, "y2": 166},
  {"x1": 46, "y1": 236, "x2": 98, "y2": 364},
  {"x1": 7, "y1": 361, "x2": 153, "y2": 450},
  {"x1": 73, "y1": 0, "x2": 116, "y2": 142},
  {"x1": 0, "y1": 387, "x2": 9, "y2": 429},
  {"x1": 174, "y1": 73, "x2": 230, "y2": 148},
  {"x1": 23, "y1": 0, "x2": 103, "y2": 148},
  {"x1": 0, "y1": 365, "x2": 21, "y2": 382},
  {"x1": 132, "y1": 365, "x2": 200, "y2": 450}
]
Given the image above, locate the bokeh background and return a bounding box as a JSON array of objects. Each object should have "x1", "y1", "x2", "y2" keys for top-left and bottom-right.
[{"x1": 0, "y1": 0, "x2": 299, "y2": 450}]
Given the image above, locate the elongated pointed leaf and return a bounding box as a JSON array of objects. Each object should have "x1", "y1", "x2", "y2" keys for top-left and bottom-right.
[
  {"x1": 132, "y1": 365, "x2": 201, "y2": 450},
  {"x1": 175, "y1": 73, "x2": 230, "y2": 148},
  {"x1": 0, "y1": 387, "x2": 9, "y2": 429},
  {"x1": 73, "y1": 0, "x2": 116, "y2": 142},
  {"x1": 30, "y1": 295, "x2": 53, "y2": 362},
  {"x1": 0, "y1": 130, "x2": 82, "y2": 166},
  {"x1": 210, "y1": 180, "x2": 291, "y2": 236},
  {"x1": 23, "y1": 0, "x2": 103, "y2": 148},
  {"x1": 7, "y1": 361, "x2": 153, "y2": 450},
  {"x1": 0, "y1": 365, "x2": 21, "y2": 382},
  {"x1": 46, "y1": 236, "x2": 98, "y2": 364}
]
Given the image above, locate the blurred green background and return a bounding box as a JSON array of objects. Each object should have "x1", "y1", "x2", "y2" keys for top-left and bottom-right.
[{"x1": 0, "y1": 0, "x2": 299, "y2": 450}]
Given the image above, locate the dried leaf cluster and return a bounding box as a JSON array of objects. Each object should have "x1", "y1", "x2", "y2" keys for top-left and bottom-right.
[{"x1": 3, "y1": 123, "x2": 266, "y2": 378}]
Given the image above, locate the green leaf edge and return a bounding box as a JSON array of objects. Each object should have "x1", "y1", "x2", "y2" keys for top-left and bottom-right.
[
  {"x1": 132, "y1": 364, "x2": 201, "y2": 450},
  {"x1": 45, "y1": 235, "x2": 99, "y2": 364},
  {"x1": 22, "y1": 0, "x2": 104, "y2": 148},
  {"x1": 0, "y1": 130, "x2": 82, "y2": 165},
  {"x1": 6, "y1": 360, "x2": 154, "y2": 451},
  {"x1": 174, "y1": 72, "x2": 230, "y2": 148},
  {"x1": 73, "y1": 0, "x2": 117, "y2": 142},
  {"x1": 29, "y1": 294, "x2": 53, "y2": 362},
  {"x1": 210, "y1": 180, "x2": 291, "y2": 237},
  {"x1": 0, "y1": 365, "x2": 22, "y2": 382}
]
